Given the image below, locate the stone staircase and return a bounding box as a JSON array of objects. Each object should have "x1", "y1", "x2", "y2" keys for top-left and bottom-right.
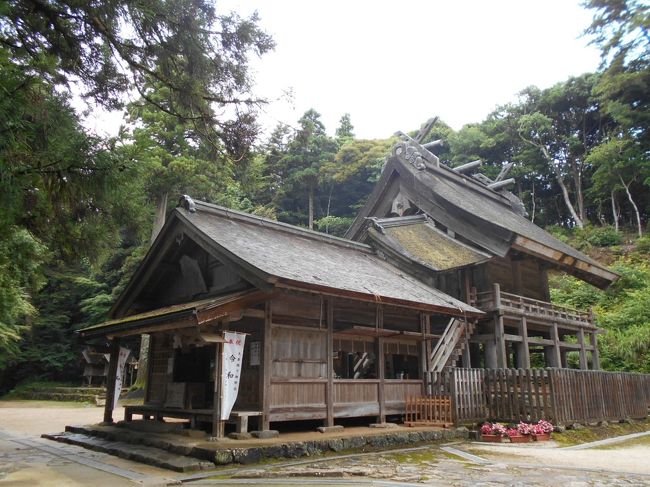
[
  {"x1": 43, "y1": 423, "x2": 215, "y2": 472},
  {"x1": 15, "y1": 385, "x2": 107, "y2": 405}
]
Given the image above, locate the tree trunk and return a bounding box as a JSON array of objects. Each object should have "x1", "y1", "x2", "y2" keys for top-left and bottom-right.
[
  {"x1": 308, "y1": 185, "x2": 314, "y2": 230},
  {"x1": 620, "y1": 176, "x2": 643, "y2": 237},
  {"x1": 554, "y1": 165, "x2": 584, "y2": 229},
  {"x1": 611, "y1": 190, "x2": 619, "y2": 232},
  {"x1": 521, "y1": 137, "x2": 584, "y2": 228},
  {"x1": 136, "y1": 192, "x2": 168, "y2": 387}
]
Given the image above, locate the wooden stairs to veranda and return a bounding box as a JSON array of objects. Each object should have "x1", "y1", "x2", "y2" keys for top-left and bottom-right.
[{"x1": 429, "y1": 318, "x2": 474, "y2": 372}]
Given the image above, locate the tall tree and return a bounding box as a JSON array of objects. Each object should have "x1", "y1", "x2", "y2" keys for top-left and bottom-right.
[
  {"x1": 1, "y1": 0, "x2": 274, "y2": 138},
  {"x1": 272, "y1": 110, "x2": 338, "y2": 229}
]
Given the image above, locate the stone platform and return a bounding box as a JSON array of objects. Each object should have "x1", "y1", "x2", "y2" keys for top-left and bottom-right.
[{"x1": 42, "y1": 420, "x2": 468, "y2": 471}]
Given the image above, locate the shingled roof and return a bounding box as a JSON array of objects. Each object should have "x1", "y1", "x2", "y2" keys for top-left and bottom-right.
[
  {"x1": 108, "y1": 200, "x2": 484, "y2": 321},
  {"x1": 177, "y1": 202, "x2": 482, "y2": 316},
  {"x1": 346, "y1": 137, "x2": 618, "y2": 289}
]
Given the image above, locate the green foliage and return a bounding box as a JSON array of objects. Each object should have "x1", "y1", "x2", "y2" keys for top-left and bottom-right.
[
  {"x1": 550, "y1": 231, "x2": 650, "y2": 372},
  {"x1": 315, "y1": 216, "x2": 354, "y2": 237},
  {"x1": 0, "y1": 227, "x2": 47, "y2": 367},
  {"x1": 0, "y1": 0, "x2": 274, "y2": 140}
]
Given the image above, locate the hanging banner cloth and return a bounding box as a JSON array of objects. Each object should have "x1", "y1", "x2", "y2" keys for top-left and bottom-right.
[
  {"x1": 220, "y1": 331, "x2": 246, "y2": 420},
  {"x1": 114, "y1": 347, "x2": 131, "y2": 410}
]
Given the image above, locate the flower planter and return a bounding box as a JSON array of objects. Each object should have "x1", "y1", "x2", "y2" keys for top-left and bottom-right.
[
  {"x1": 533, "y1": 433, "x2": 551, "y2": 441},
  {"x1": 508, "y1": 434, "x2": 532, "y2": 443},
  {"x1": 481, "y1": 434, "x2": 503, "y2": 443}
]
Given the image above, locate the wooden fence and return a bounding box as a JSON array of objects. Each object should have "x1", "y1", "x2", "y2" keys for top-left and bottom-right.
[{"x1": 426, "y1": 368, "x2": 650, "y2": 424}]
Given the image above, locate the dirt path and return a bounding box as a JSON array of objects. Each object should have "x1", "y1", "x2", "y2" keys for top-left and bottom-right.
[{"x1": 0, "y1": 401, "x2": 123, "y2": 436}]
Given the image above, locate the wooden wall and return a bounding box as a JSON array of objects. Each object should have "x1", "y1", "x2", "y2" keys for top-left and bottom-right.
[{"x1": 145, "y1": 333, "x2": 173, "y2": 405}]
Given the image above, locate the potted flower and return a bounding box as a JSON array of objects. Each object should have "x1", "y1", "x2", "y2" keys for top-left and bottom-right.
[
  {"x1": 532, "y1": 419, "x2": 554, "y2": 441},
  {"x1": 507, "y1": 422, "x2": 532, "y2": 443},
  {"x1": 480, "y1": 422, "x2": 507, "y2": 442}
]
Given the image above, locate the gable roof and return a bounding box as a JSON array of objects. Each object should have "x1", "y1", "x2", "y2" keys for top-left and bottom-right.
[
  {"x1": 346, "y1": 138, "x2": 618, "y2": 289},
  {"x1": 110, "y1": 200, "x2": 484, "y2": 320}
]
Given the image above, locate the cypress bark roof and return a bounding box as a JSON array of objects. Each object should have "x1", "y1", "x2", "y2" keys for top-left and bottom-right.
[
  {"x1": 346, "y1": 138, "x2": 618, "y2": 289},
  {"x1": 179, "y1": 201, "x2": 482, "y2": 316}
]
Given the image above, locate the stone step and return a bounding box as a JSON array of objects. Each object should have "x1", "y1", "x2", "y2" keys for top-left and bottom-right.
[{"x1": 42, "y1": 432, "x2": 215, "y2": 472}]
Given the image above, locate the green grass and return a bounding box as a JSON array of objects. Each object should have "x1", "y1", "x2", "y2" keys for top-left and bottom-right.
[{"x1": 551, "y1": 419, "x2": 650, "y2": 447}]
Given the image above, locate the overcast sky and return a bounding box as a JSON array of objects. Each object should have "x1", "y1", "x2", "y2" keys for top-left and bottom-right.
[{"x1": 85, "y1": 0, "x2": 602, "y2": 141}]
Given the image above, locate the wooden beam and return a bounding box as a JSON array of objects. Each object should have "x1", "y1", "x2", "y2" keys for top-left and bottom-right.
[
  {"x1": 577, "y1": 328, "x2": 588, "y2": 370},
  {"x1": 103, "y1": 337, "x2": 121, "y2": 423}
]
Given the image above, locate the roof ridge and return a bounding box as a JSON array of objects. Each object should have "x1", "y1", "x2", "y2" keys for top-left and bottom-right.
[{"x1": 184, "y1": 200, "x2": 373, "y2": 253}]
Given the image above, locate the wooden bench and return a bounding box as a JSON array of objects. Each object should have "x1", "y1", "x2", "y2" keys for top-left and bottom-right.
[
  {"x1": 228, "y1": 411, "x2": 262, "y2": 433},
  {"x1": 124, "y1": 405, "x2": 262, "y2": 433}
]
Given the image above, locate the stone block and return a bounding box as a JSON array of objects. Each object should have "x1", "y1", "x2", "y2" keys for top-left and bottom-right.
[
  {"x1": 369, "y1": 422, "x2": 399, "y2": 429},
  {"x1": 228, "y1": 432, "x2": 252, "y2": 440},
  {"x1": 317, "y1": 425, "x2": 344, "y2": 433},
  {"x1": 250, "y1": 430, "x2": 279, "y2": 439}
]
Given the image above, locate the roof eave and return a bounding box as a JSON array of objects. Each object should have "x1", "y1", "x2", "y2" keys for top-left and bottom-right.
[
  {"x1": 512, "y1": 236, "x2": 619, "y2": 289},
  {"x1": 274, "y1": 278, "x2": 484, "y2": 319}
]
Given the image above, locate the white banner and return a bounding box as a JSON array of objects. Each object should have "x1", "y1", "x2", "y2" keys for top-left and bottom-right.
[
  {"x1": 114, "y1": 347, "x2": 131, "y2": 410},
  {"x1": 220, "y1": 331, "x2": 246, "y2": 420}
]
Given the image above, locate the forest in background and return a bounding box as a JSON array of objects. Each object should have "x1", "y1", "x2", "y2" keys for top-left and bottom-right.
[{"x1": 0, "y1": 0, "x2": 648, "y2": 392}]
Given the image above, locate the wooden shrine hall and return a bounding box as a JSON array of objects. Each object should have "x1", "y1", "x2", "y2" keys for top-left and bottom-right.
[
  {"x1": 79, "y1": 199, "x2": 483, "y2": 435},
  {"x1": 80, "y1": 124, "x2": 620, "y2": 435}
]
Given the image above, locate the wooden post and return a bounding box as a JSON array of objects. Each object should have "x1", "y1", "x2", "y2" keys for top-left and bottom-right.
[
  {"x1": 485, "y1": 340, "x2": 498, "y2": 369},
  {"x1": 325, "y1": 300, "x2": 334, "y2": 427},
  {"x1": 419, "y1": 313, "x2": 430, "y2": 394},
  {"x1": 376, "y1": 305, "x2": 386, "y2": 424},
  {"x1": 516, "y1": 317, "x2": 531, "y2": 368},
  {"x1": 212, "y1": 341, "x2": 224, "y2": 437},
  {"x1": 493, "y1": 284, "x2": 507, "y2": 368},
  {"x1": 590, "y1": 332, "x2": 600, "y2": 370},
  {"x1": 546, "y1": 323, "x2": 562, "y2": 368},
  {"x1": 260, "y1": 301, "x2": 272, "y2": 431},
  {"x1": 103, "y1": 337, "x2": 121, "y2": 423},
  {"x1": 576, "y1": 329, "x2": 587, "y2": 369}
]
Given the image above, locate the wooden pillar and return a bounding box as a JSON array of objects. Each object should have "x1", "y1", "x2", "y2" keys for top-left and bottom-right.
[
  {"x1": 212, "y1": 341, "x2": 224, "y2": 437},
  {"x1": 461, "y1": 333, "x2": 471, "y2": 368},
  {"x1": 545, "y1": 323, "x2": 562, "y2": 368},
  {"x1": 516, "y1": 317, "x2": 530, "y2": 368},
  {"x1": 590, "y1": 332, "x2": 601, "y2": 370},
  {"x1": 325, "y1": 300, "x2": 334, "y2": 427},
  {"x1": 577, "y1": 329, "x2": 588, "y2": 370},
  {"x1": 103, "y1": 337, "x2": 121, "y2": 423},
  {"x1": 260, "y1": 301, "x2": 272, "y2": 431},
  {"x1": 485, "y1": 340, "x2": 498, "y2": 369},
  {"x1": 376, "y1": 305, "x2": 385, "y2": 424},
  {"x1": 419, "y1": 313, "x2": 431, "y2": 394},
  {"x1": 493, "y1": 284, "x2": 507, "y2": 368}
]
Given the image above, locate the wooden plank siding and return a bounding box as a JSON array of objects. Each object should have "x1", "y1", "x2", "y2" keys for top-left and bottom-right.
[{"x1": 427, "y1": 368, "x2": 650, "y2": 424}]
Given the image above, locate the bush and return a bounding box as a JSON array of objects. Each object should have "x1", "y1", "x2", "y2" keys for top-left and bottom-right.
[{"x1": 582, "y1": 226, "x2": 622, "y2": 247}]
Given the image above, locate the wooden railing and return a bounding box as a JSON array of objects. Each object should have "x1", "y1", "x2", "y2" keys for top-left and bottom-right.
[
  {"x1": 472, "y1": 285, "x2": 595, "y2": 328},
  {"x1": 427, "y1": 367, "x2": 650, "y2": 424}
]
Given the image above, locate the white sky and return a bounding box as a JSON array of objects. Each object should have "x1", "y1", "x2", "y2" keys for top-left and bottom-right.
[{"x1": 85, "y1": 0, "x2": 602, "y2": 141}]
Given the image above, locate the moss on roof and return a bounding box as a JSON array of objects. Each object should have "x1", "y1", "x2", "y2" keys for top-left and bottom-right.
[{"x1": 386, "y1": 223, "x2": 488, "y2": 271}]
